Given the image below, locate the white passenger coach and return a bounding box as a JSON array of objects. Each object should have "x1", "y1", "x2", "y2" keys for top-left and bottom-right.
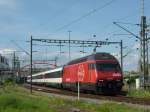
[{"x1": 27, "y1": 67, "x2": 63, "y2": 85}]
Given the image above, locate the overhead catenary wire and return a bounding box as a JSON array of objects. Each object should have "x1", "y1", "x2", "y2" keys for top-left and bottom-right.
[
  {"x1": 10, "y1": 40, "x2": 30, "y2": 56},
  {"x1": 54, "y1": 0, "x2": 118, "y2": 32},
  {"x1": 98, "y1": 0, "x2": 150, "y2": 41}
]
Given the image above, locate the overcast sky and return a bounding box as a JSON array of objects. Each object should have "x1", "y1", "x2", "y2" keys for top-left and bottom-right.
[{"x1": 0, "y1": 0, "x2": 150, "y2": 71}]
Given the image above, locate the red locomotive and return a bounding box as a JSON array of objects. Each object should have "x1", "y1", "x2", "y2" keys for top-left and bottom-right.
[
  {"x1": 62, "y1": 52, "x2": 123, "y2": 94},
  {"x1": 27, "y1": 52, "x2": 123, "y2": 94}
]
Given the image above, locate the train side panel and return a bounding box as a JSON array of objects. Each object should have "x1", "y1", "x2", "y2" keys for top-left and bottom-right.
[{"x1": 62, "y1": 62, "x2": 98, "y2": 91}]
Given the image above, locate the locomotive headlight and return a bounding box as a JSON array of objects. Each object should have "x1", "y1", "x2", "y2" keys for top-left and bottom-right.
[
  {"x1": 112, "y1": 73, "x2": 121, "y2": 77},
  {"x1": 99, "y1": 80, "x2": 103, "y2": 82}
]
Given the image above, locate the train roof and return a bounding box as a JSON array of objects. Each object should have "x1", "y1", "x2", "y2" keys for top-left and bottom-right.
[
  {"x1": 67, "y1": 52, "x2": 117, "y2": 65},
  {"x1": 27, "y1": 67, "x2": 63, "y2": 77}
]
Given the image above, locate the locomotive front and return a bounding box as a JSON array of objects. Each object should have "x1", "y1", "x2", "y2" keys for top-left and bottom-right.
[
  {"x1": 88, "y1": 53, "x2": 123, "y2": 94},
  {"x1": 96, "y1": 61, "x2": 123, "y2": 93}
]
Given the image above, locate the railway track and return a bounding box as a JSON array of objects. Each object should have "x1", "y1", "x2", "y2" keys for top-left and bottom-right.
[{"x1": 24, "y1": 84, "x2": 150, "y2": 106}]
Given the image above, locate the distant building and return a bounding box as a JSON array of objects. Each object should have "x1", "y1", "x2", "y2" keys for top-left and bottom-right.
[{"x1": 0, "y1": 54, "x2": 9, "y2": 70}]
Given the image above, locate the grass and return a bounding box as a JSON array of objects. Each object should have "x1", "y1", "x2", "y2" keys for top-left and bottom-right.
[
  {"x1": 123, "y1": 84, "x2": 150, "y2": 98},
  {"x1": 126, "y1": 89, "x2": 150, "y2": 98},
  {"x1": 0, "y1": 84, "x2": 150, "y2": 112},
  {"x1": 0, "y1": 85, "x2": 55, "y2": 112}
]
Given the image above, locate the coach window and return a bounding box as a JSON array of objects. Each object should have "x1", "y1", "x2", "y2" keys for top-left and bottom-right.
[
  {"x1": 53, "y1": 71, "x2": 61, "y2": 78},
  {"x1": 45, "y1": 73, "x2": 49, "y2": 78}
]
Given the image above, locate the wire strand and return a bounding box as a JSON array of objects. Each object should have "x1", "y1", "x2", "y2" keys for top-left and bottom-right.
[{"x1": 54, "y1": 0, "x2": 117, "y2": 32}]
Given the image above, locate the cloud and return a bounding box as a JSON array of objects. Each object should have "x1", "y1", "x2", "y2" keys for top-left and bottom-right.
[
  {"x1": 123, "y1": 53, "x2": 139, "y2": 71},
  {"x1": 0, "y1": 48, "x2": 27, "y2": 59},
  {"x1": 0, "y1": 48, "x2": 16, "y2": 67},
  {"x1": 0, "y1": 48, "x2": 15, "y2": 54}
]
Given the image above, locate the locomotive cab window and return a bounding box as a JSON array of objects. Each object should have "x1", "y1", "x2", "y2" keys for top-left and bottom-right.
[{"x1": 96, "y1": 62, "x2": 120, "y2": 71}]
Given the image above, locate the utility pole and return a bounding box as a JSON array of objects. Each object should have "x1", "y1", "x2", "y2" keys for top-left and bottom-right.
[
  {"x1": 146, "y1": 33, "x2": 149, "y2": 81},
  {"x1": 30, "y1": 35, "x2": 33, "y2": 94},
  {"x1": 120, "y1": 40, "x2": 123, "y2": 73},
  {"x1": 68, "y1": 30, "x2": 71, "y2": 61},
  {"x1": 141, "y1": 17, "x2": 149, "y2": 84},
  {"x1": 140, "y1": 0, "x2": 149, "y2": 87}
]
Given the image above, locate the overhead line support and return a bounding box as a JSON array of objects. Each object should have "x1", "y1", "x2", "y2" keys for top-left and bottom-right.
[
  {"x1": 113, "y1": 22, "x2": 141, "y2": 40},
  {"x1": 114, "y1": 14, "x2": 149, "y2": 88},
  {"x1": 31, "y1": 38, "x2": 123, "y2": 75},
  {"x1": 32, "y1": 39, "x2": 120, "y2": 45}
]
